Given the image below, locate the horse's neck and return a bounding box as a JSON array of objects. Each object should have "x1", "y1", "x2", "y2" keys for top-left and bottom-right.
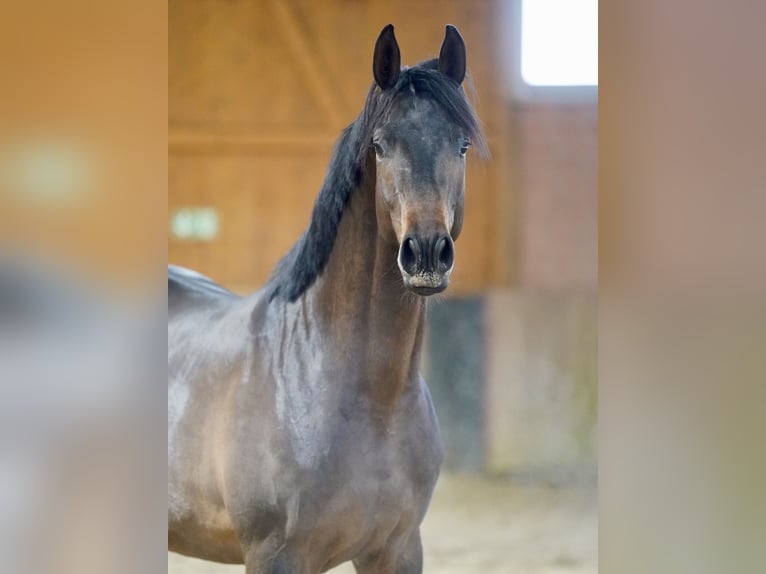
[{"x1": 306, "y1": 175, "x2": 426, "y2": 409}]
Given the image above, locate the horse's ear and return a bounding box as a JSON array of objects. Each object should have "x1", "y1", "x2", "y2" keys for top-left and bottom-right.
[
  {"x1": 373, "y1": 24, "x2": 401, "y2": 90},
  {"x1": 438, "y1": 25, "x2": 466, "y2": 85}
]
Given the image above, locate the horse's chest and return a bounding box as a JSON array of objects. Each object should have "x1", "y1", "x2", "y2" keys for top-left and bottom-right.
[
  {"x1": 297, "y1": 477, "x2": 414, "y2": 567},
  {"x1": 235, "y1": 378, "x2": 442, "y2": 565},
  {"x1": 296, "y1": 426, "x2": 437, "y2": 563}
]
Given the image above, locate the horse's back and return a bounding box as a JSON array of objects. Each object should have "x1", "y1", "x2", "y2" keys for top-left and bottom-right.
[
  {"x1": 167, "y1": 265, "x2": 257, "y2": 357},
  {"x1": 168, "y1": 265, "x2": 238, "y2": 312}
]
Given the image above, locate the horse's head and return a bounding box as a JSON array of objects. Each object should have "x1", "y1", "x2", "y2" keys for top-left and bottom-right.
[{"x1": 369, "y1": 25, "x2": 484, "y2": 296}]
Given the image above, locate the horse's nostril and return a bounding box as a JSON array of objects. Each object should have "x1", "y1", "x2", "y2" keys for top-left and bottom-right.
[
  {"x1": 434, "y1": 236, "x2": 454, "y2": 271},
  {"x1": 399, "y1": 236, "x2": 421, "y2": 274}
]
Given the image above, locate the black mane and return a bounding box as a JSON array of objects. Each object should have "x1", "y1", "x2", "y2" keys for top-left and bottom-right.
[{"x1": 267, "y1": 59, "x2": 488, "y2": 303}]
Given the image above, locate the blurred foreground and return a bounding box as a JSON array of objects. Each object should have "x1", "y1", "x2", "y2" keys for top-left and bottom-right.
[{"x1": 168, "y1": 475, "x2": 597, "y2": 574}]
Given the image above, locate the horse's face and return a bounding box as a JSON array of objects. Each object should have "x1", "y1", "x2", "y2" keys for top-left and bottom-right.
[
  {"x1": 371, "y1": 25, "x2": 470, "y2": 296},
  {"x1": 372, "y1": 97, "x2": 468, "y2": 295}
]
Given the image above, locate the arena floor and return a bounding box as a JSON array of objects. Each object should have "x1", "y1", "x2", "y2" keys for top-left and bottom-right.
[{"x1": 168, "y1": 475, "x2": 597, "y2": 574}]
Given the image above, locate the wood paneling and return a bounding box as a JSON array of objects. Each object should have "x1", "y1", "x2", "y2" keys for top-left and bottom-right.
[{"x1": 169, "y1": 0, "x2": 508, "y2": 293}]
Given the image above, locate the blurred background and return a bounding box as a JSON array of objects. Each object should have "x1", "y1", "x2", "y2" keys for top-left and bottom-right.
[
  {"x1": 0, "y1": 2, "x2": 166, "y2": 574},
  {"x1": 168, "y1": 1, "x2": 597, "y2": 573}
]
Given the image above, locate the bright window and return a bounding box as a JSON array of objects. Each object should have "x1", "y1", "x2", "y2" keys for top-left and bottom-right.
[{"x1": 521, "y1": 0, "x2": 598, "y2": 87}]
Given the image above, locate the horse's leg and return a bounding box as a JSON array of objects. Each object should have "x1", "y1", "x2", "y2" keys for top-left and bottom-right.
[
  {"x1": 353, "y1": 531, "x2": 423, "y2": 574},
  {"x1": 243, "y1": 542, "x2": 313, "y2": 574}
]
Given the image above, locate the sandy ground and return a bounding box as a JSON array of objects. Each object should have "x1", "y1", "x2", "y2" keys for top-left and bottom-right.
[{"x1": 168, "y1": 475, "x2": 597, "y2": 574}]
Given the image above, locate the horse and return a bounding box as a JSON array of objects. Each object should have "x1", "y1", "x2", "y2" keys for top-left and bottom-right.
[{"x1": 168, "y1": 24, "x2": 487, "y2": 573}]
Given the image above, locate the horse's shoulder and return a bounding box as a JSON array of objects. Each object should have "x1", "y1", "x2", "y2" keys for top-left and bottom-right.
[{"x1": 168, "y1": 265, "x2": 238, "y2": 307}]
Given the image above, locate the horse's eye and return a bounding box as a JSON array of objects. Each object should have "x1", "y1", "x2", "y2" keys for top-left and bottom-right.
[
  {"x1": 459, "y1": 139, "x2": 471, "y2": 157},
  {"x1": 372, "y1": 141, "x2": 384, "y2": 158}
]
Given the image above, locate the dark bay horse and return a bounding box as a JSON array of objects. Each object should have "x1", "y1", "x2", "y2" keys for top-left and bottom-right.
[{"x1": 168, "y1": 24, "x2": 487, "y2": 573}]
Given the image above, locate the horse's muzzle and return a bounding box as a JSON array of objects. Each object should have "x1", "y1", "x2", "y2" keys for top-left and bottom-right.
[{"x1": 397, "y1": 233, "x2": 454, "y2": 296}]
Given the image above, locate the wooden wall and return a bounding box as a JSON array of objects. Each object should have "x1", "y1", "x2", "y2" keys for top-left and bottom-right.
[{"x1": 169, "y1": 0, "x2": 509, "y2": 293}]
